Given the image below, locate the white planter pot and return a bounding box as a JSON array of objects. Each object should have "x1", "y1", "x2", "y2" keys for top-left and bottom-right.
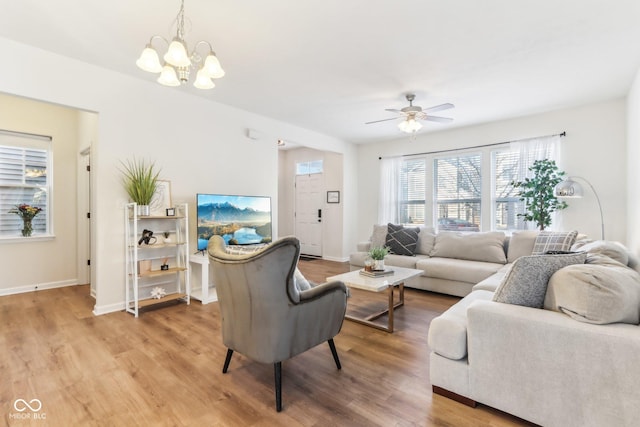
[
  {"x1": 137, "y1": 204, "x2": 150, "y2": 216},
  {"x1": 373, "y1": 259, "x2": 385, "y2": 271}
]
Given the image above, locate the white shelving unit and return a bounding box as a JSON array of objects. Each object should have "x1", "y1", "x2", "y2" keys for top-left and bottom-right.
[{"x1": 125, "y1": 203, "x2": 190, "y2": 317}]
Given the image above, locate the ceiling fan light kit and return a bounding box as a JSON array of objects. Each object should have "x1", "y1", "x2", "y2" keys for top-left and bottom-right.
[
  {"x1": 366, "y1": 94, "x2": 454, "y2": 135},
  {"x1": 136, "y1": 0, "x2": 225, "y2": 90}
]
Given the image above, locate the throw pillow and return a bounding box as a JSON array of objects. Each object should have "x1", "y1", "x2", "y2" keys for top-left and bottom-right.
[
  {"x1": 293, "y1": 268, "x2": 312, "y2": 291},
  {"x1": 385, "y1": 223, "x2": 420, "y2": 256},
  {"x1": 493, "y1": 252, "x2": 587, "y2": 308},
  {"x1": 371, "y1": 224, "x2": 388, "y2": 249},
  {"x1": 544, "y1": 261, "x2": 640, "y2": 324},
  {"x1": 415, "y1": 226, "x2": 436, "y2": 255},
  {"x1": 576, "y1": 240, "x2": 629, "y2": 266},
  {"x1": 531, "y1": 230, "x2": 578, "y2": 255}
]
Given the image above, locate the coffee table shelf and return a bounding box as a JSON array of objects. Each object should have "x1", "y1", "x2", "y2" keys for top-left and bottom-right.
[{"x1": 327, "y1": 266, "x2": 422, "y2": 333}]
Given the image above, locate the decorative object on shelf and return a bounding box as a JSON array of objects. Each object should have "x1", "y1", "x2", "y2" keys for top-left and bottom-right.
[
  {"x1": 120, "y1": 158, "x2": 161, "y2": 216},
  {"x1": 138, "y1": 260, "x2": 152, "y2": 274},
  {"x1": 554, "y1": 176, "x2": 605, "y2": 240},
  {"x1": 368, "y1": 246, "x2": 390, "y2": 271},
  {"x1": 136, "y1": 0, "x2": 225, "y2": 90},
  {"x1": 161, "y1": 258, "x2": 170, "y2": 270},
  {"x1": 9, "y1": 204, "x2": 42, "y2": 237},
  {"x1": 138, "y1": 229, "x2": 157, "y2": 245},
  {"x1": 327, "y1": 191, "x2": 340, "y2": 204},
  {"x1": 163, "y1": 231, "x2": 172, "y2": 243},
  {"x1": 150, "y1": 180, "x2": 172, "y2": 217},
  {"x1": 166, "y1": 207, "x2": 176, "y2": 216},
  {"x1": 151, "y1": 287, "x2": 167, "y2": 299},
  {"x1": 511, "y1": 159, "x2": 568, "y2": 230}
]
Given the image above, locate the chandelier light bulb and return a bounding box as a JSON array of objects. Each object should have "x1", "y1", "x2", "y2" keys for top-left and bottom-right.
[
  {"x1": 203, "y1": 54, "x2": 225, "y2": 79},
  {"x1": 164, "y1": 38, "x2": 191, "y2": 67},
  {"x1": 157, "y1": 64, "x2": 181, "y2": 87},
  {"x1": 194, "y1": 68, "x2": 215, "y2": 89},
  {"x1": 136, "y1": 46, "x2": 162, "y2": 73}
]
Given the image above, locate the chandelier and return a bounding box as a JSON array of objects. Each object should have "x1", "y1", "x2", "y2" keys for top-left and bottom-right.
[{"x1": 136, "y1": 0, "x2": 225, "y2": 90}]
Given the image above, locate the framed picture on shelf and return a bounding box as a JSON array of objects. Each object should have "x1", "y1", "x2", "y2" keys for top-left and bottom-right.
[
  {"x1": 150, "y1": 180, "x2": 172, "y2": 216},
  {"x1": 327, "y1": 191, "x2": 340, "y2": 204}
]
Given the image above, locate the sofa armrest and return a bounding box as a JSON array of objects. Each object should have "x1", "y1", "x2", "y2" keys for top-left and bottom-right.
[
  {"x1": 467, "y1": 300, "x2": 640, "y2": 427},
  {"x1": 357, "y1": 241, "x2": 371, "y2": 252}
]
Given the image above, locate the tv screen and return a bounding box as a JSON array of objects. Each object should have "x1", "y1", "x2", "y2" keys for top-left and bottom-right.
[{"x1": 197, "y1": 193, "x2": 272, "y2": 251}]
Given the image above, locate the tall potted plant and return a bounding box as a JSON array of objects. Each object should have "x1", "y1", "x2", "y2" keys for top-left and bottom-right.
[
  {"x1": 120, "y1": 158, "x2": 160, "y2": 216},
  {"x1": 511, "y1": 159, "x2": 568, "y2": 230}
]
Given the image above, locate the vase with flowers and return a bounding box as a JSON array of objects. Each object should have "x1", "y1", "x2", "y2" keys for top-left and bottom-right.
[{"x1": 9, "y1": 204, "x2": 43, "y2": 237}]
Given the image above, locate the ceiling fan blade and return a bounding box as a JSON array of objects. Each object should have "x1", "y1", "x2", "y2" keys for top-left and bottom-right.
[
  {"x1": 365, "y1": 117, "x2": 400, "y2": 125},
  {"x1": 424, "y1": 115, "x2": 453, "y2": 123},
  {"x1": 384, "y1": 108, "x2": 403, "y2": 113},
  {"x1": 423, "y1": 103, "x2": 455, "y2": 113}
]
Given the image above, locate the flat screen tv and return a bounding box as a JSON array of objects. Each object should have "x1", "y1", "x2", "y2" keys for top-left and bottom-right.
[{"x1": 197, "y1": 193, "x2": 272, "y2": 251}]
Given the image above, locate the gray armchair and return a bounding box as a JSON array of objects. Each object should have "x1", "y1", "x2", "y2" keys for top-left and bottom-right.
[{"x1": 207, "y1": 235, "x2": 348, "y2": 411}]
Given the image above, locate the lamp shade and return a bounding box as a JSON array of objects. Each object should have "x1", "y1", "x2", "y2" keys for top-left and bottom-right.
[
  {"x1": 203, "y1": 54, "x2": 225, "y2": 79},
  {"x1": 157, "y1": 65, "x2": 181, "y2": 86},
  {"x1": 398, "y1": 117, "x2": 422, "y2": 133},
  {"x1": 136, "y1": 46, "x2": 162, "y2": 73},
  {"x1": 164, "y1": 38, "x2": 191, "y2": 67},
  {"x1": 554, "y1": 178, "x2": 584, "y2": 198},
  {"x1": 194, "y1": 68, "x2": 215, "y2": 89}
]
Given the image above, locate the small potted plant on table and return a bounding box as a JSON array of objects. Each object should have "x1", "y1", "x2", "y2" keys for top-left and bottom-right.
[{"x1": 368, "y1": 246, "x2": 390, "y2": 271}]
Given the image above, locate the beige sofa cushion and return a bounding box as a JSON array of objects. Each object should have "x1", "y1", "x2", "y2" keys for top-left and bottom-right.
[
  {"x1": 572, "y1": 240, "x2": 629, "y2": 265},
  {"x1": 371, "y1": 224, "x2": 388, "y2": 248},
  {"x1": 430, "y1": 231, "x2": 507, "y2": 264},
  {"x1": 416, "y1": 227, "x2": 436, "y2": 255},
  {"x1": 417, "y1": 257, "x2": 503, "y2": 284},
  {"x1": 428, "y1": 290, "x2": 494, "y2": 360},
  {"x1": 507, "y1": 230, "x2": 539, "y2": 263},
  {"x1": 545, "y1": 257, "x2": 640, "y2": 324}
]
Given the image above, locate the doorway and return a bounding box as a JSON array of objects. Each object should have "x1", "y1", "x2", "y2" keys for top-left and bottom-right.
[{"x1": 295, "y1": 173, "x2": 323, "y2": 257}]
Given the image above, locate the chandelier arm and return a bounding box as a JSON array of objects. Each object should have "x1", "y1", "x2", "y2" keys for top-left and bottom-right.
[{"x1": 148, "y1": 35, "x2": 169, "y2": 48}]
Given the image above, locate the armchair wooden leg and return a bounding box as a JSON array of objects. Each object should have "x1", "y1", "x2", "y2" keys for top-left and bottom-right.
[
  {"x1": 328, "y1": 339, "x2": 341, "y2": 370},
  {"x1": 274, "y1": 362, "x2": 282, "y2": 412},
  {"x1": 222, "y1": 349, "x2": 234, "y2": 373}
]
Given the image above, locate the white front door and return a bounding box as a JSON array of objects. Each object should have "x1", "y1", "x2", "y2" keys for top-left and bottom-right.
[{"x1": 295, "y1": 174, "x2": 323, "y2": 257}]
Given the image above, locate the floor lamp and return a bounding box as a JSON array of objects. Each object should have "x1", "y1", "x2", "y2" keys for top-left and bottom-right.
[{"x1": 554, "y1": 176, "x2": 605, "y2": 240}]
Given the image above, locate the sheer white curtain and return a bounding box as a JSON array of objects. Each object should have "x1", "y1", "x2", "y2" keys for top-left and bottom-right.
[
  {"x1": 508, "y1": 134, "x2": 562, "y2": 229},
  {"x1": 378, "y1": 157, "x2": 402, "y2": 224}
]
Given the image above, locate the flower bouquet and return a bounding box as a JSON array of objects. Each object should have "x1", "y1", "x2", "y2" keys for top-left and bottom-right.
[{"x1": 9, "y1": 204, "x2": 43, "y2": 237}]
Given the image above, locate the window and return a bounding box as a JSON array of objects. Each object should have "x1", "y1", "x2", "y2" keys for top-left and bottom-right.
[
  {"x1": 385, "y1": 135, "x2": 561, "y2": 232},
  {"x1": 434, "y1": 154, "x2": 481, "y2": 231},
  {"x1": 0, "y1": 131, "x2": 51, "y2": 237},
  {"x1": 492, "y1": 139, "x2": 558, "y2": 231},
  {"x1": 398, "y1": 158, "x2": 426, "y2": 224},
  {"x1": 296, "y1": 160, "x2": 323, "y2": 175}
]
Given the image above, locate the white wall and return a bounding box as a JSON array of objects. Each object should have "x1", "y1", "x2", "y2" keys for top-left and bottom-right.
[
  {"x1": 0, "y1": 37, "x2": 353, "y2": 314},
  {"x1": 627, "y1": 69, "x2": 640, "y2": 256},
  {"x1": 0, "y1": 93, "x2": 80, "y2": 293},
  {"x1": 355, "y1": 98, "x2": 627, "y2": 245}
]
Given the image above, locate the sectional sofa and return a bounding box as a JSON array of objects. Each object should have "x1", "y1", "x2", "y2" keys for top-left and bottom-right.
[
  {"x1": 350, "y1": 225, "x2": 548, "y2": 297},
  {"x1": 351, "y1": 224, "x2": 640, "y2": 426}
]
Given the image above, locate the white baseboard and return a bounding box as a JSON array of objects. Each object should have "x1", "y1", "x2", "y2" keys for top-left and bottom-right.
[
  {"x1": 93, "y1": 302, "x2": 126, "y2": 316},
  {"x1": 0, "y1": 279, "x2": 78, "y2": 297},
  {"x1": 322, "y1": 255, "x2": 349, "y2": 262}
]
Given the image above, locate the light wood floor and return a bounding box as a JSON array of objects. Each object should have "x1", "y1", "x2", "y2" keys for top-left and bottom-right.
[{"x1": 1, "y1": 259, "x2": 533, "y2": 426}]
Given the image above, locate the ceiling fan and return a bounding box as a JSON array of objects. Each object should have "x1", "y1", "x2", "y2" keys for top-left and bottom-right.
[{"x1": 366, "y1": 94, "x2": 454, "y2": 133}]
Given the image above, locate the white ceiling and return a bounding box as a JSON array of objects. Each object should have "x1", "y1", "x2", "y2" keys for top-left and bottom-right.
[{"x1": 1, "y1": 0, "x2": 640, "y2": 144}]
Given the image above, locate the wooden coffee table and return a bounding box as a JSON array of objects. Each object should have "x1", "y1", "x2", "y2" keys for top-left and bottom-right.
[{"x1": 327, "y1": 266, "x2": 422, "y2": 333}]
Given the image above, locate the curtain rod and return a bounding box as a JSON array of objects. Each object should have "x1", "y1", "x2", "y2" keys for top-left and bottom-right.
[
  {"x1": 378, "y1": 131, "x2": 565, "y2": 160},
  {"x1": 0, "y1": 128, "x2": 52, "y2": 141}
]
